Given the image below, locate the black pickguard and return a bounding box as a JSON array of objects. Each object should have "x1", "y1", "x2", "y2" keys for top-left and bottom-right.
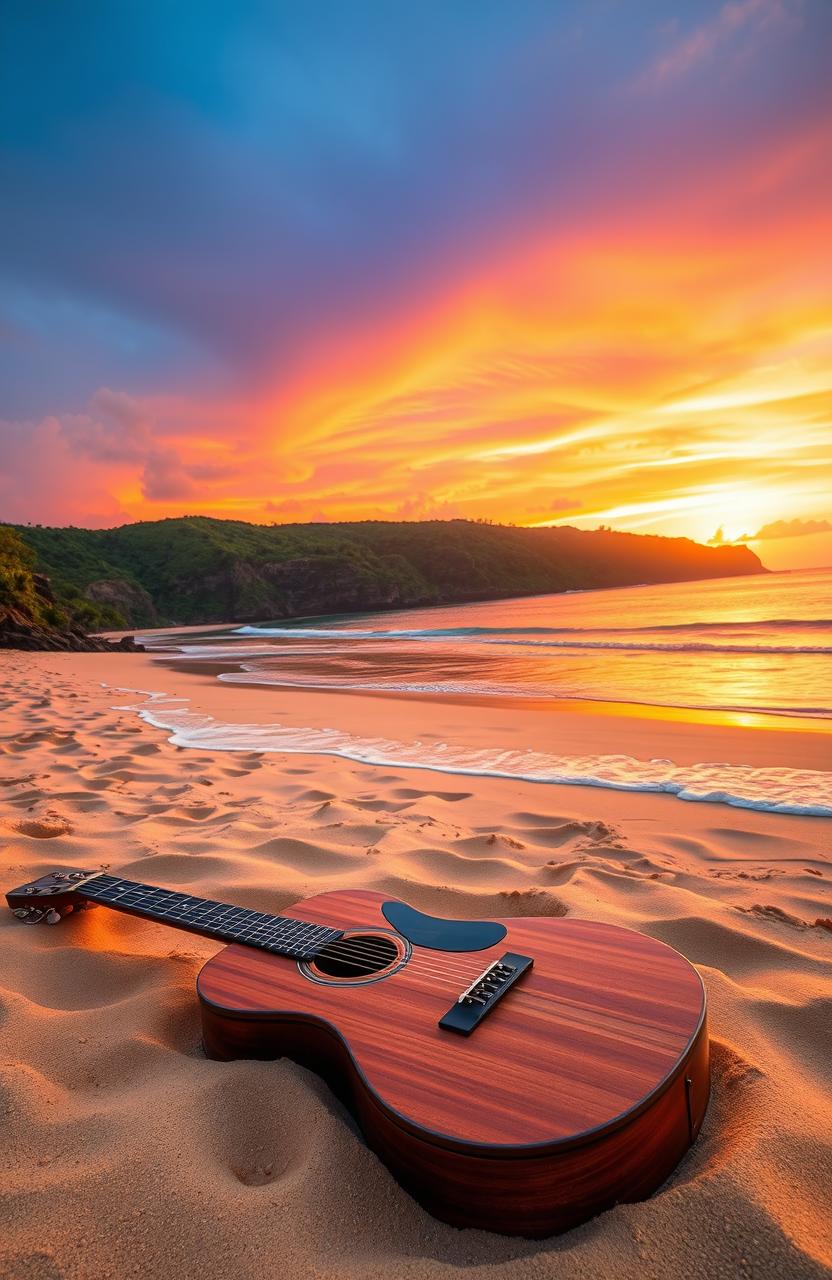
[{"x1": 381, "y1": 900, "x2": 507, "y2": 952}]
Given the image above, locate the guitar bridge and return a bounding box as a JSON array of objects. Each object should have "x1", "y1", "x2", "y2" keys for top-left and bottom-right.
[{"x1": 438, "y1": 952, "x2": 533, "y2": 1035}]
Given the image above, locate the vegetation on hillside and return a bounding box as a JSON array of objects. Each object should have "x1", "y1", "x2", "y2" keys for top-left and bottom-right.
[
  {"x1": 12, "y1": 516, "x2": 766, "y2": 631},
  {"x1": 1, "y1": 524, "x2": 144, "y2": 650},
  {"x1": 0, "y1": 526, "x2": 66, "y2": 627}
]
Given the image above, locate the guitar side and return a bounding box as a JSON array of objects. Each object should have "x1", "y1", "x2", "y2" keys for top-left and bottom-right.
[{"x1": 197, "y1": 889, "x2": 709, "y2": 1237}]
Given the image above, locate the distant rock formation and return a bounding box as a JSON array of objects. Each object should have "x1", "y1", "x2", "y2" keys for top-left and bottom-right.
[
  {"x1": 84, "y1": 578, "x2": 159, "y2": 626},
  {"x1": 0, "y1": 605, "x2": 144, "y2": 651}
]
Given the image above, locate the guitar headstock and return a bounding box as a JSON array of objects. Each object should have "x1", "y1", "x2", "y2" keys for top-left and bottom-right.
[{"x1": 6, "y1": 869, "x2": 102, "y2": 924}]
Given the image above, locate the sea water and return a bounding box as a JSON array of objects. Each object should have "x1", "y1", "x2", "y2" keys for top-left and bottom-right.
[{"x1": 135, "y1": 567, "x2": 832, "y2": 816}]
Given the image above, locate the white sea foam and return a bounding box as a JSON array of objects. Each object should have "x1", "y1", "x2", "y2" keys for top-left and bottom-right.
[{"x1": 110, "y1": 688, "x2": 832, "y2": 818}]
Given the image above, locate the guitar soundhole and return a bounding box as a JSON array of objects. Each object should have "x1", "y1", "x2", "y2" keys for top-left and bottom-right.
[{"x1": 306, "y1": 932, "x2": 405, "y2": 983}]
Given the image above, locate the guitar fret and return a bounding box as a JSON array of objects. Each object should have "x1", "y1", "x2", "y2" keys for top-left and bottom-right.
[{"x1": 77, "y1": 875, "x2": 342, "y2": 958}]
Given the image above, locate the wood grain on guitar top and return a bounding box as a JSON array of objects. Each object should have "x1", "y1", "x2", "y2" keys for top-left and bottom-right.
[
  {"x1": 197, "y1": 889, "x2": 708, "y2": 1234},
  {"x1": 198, "y1": 889, "x2": 706, "y2": 1151}
]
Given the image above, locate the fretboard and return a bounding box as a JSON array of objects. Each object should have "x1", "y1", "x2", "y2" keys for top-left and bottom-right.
[{"x1": 76, "y1": 874, "x2": 342, "y2": 960}]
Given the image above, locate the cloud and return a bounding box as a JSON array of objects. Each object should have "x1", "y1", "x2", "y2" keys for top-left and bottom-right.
[
  {"x1": 0, "y1": 2, "x2": 830, "y2": 570},
  {"x1": 751, "y1": 517, "x2": 832, "y2": 539},
  {"x1": 0, "y1": 415, "x2": 130, "y2": 526},
  {"x1": 140, "y1": 448, "x2": 242, "y2": 502},
  {"x1": 60, "y1": 388, "x2": 152, "y2": 462},
  {"x1": 140, "y1": 449, "x2": 195, "y2": 502},
  {"x1": 0, "y1": 387, "x2": 248, "y2": 522},
  {"x1": 2, "y1": 0, "x2": 823, "y2": 417},
  {"x1": 709, "y1": 516, "x2": 832, "y2": 545},
  {"x1": 635, "y1": 0, "x2": 795, "y2": 92},
  {"x1": 89, "y1": 387, "x2": 149, "y2": 431}
]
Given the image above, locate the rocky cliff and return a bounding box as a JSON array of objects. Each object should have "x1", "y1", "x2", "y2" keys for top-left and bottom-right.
[{"x1": 0, "y1": 527, "x2": 144, "y2": 652}]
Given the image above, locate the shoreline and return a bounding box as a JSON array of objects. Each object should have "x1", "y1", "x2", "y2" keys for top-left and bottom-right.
[
  {"x1": 3, "y1": 645, "x2": 827, "y2": 816},
  {"x1": 162, "y1": 653, "x2": 832, "y2": 736},
  {"x1": 89, "y1": 650, "x2": 832, "y2": 817}
]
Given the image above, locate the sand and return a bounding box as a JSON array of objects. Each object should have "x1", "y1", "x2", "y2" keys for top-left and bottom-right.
[{"x1": 1, "y1": 649, "x2": 831, "y2": 1280}]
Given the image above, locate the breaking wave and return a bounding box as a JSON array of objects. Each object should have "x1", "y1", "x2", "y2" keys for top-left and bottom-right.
[
  {"x1": 112, "y1": 689, "x2": 832, "y2": 819},
  {"x1": 231, "y1": 621, "x2": 832, "y2": 655}
]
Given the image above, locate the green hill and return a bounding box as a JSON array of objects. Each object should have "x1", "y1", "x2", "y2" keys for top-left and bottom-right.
[
  {"x1": 10, "y1": 517, "x2": 766, "y2": 631},
  {"x1": 0, "y1": 526, "x2": 66, "y2": 628},
  {"x1": 0, "y1": 524, "x2": 142, "y2": 649}
]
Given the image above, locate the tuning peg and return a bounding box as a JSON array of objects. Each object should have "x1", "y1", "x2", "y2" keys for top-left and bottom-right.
[
  {"x1": 14, "y1": 907, "x2": 45, "y2": 924},
  {"x1": 45, "y1": 909, "x2": 61, "y2": 925}
]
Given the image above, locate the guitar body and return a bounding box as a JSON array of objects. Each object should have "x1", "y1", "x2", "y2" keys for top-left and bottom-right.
[{"x1": 198, "y1": 889, "x2": 709, "y2": 1237}]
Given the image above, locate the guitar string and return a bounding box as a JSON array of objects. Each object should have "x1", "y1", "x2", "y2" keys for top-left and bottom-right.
[
  {"x1": 284, "y1": 939, "x2": 487, "y2": 980},
  {"x1": 102, "y1": 911, "x2": 490, "y2": 982},
  {"x1": 83, "y1": 881, "x2": 497, "y2": 967},
  {"x1": 302, "y1": 936, "x2": 486, "y2": 966},
  {"x1": 69, "y1": 891, "x2": 649, "y2": 1003},
  {"x1": 82, "y1": 890, "x2": 505, "y2": 982},
  {"x1": 304, "y1": 951, "x2": 483, "y2": 981},
  {"x1": 79, "y1": 896, "x2": 678, "y2": 1029},
  {"x1": 97, "y1": 910, "x2": 465, "y2": 967},
  {"x1": 316, "y1": 952, "x2": 480, "y2": 980},
  {"x1": 306, "y1": 958, "x2": 480, "y2": 984},
  {"x1": 83, "y1": 904, "x2": 479, "y2": 981},
  {"x1": 120, "y1": 925, "x2": 494, "y2": 982},
  {"x1": 92, "y1": 896, "x2": 538, "y2": 986},
  {"x1": 80, "y1": 888, "x2": 466, "y2": 961},
  {"x1": 283, "y1": 932, "x2": 511, "y2": 979},
  {"x1": 82, "y1": 880, "x2": 484, "y2": 961}
]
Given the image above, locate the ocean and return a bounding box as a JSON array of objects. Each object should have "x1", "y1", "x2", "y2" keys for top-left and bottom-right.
[{"x1": 134, "y1": 567, "x2": 832, "y2": 817}]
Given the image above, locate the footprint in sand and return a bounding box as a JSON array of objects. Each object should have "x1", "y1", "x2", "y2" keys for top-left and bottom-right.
[
  {"x1": 498, "y1": 888, "x2": 568, "y2": 917},
  {"x1": 13, "y1": 814, "x2": 73, "y2": 839},
  {"x1": 489, "y1": 833, "x2": 526, "y2": 850},
  {"x1": 392, "y1": 786, "x2": 472, "y2": 802},
  {"x1": 738, "y1": 903, "x2": 832, "y2": 932},
  {"x1": 206, "y1": 1064, "x2": 312, "y2": 1188},
  {"x1": 514, "y1": 819, "x2": 624, "y2": 850}
]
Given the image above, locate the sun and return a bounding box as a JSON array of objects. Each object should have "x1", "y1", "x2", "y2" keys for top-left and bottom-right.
[{"x1": 698, "y1": 485, "x2": 782, "y2": 547}]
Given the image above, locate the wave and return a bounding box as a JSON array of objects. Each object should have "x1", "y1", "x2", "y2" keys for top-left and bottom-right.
[
  {"x1": 236, "y1": 618, "x2": 832, "y2": 637},
  {"x1": 489, "y1": 639, "x2": 831, "y2": 654},
  {"x1": 230, "y1": 622, "x2": 832, "y2": 655},
  {"x1": 109, "y1": 689, "x2": 832, "y2": 818},
  {"x1": 215, "y1": 668, "x2": 832, "y2": 719},
  {"x1": 186, "y1": 636, "x2": 832, "y2": 656}
]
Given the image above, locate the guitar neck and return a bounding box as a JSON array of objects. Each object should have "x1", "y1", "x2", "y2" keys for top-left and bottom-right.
[{"x1": 76, "y1": 873, "x2": 342, "y2": 960}]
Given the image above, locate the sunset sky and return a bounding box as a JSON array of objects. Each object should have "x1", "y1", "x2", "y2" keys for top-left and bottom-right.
[{"x1": 1, "y1": 1, "x2": 830, "y2": 569}]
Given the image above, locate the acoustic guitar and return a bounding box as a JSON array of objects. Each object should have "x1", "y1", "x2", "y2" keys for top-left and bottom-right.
[{"x1": 7, "y1": 868, "x2": 709, "y2": 1237}]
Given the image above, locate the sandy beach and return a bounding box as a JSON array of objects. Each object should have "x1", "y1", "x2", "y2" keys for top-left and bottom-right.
[{"x1": 2, "y1": 649, "x2": 831, "y2": 1280}]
